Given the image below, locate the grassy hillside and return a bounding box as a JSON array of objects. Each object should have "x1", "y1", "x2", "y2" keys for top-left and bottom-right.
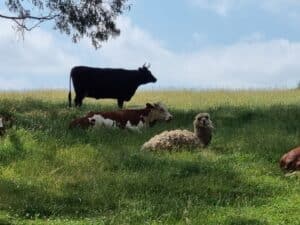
[{"x1": 0, "y1": 90, "x2": 300, "y2": 225}]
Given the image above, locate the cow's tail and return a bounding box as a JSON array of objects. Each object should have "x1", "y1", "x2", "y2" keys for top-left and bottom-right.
[{"x1": 68, "y1": 72, "x2": 72, "y2": 107}]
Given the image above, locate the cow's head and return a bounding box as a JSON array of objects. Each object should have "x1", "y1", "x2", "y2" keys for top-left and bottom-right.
[
  {"x1": 0, "y1": 114, "x2": 13, "y2": 130},
  {"x1": 138, "y1": 63, "x2": 157, "y2": 83},
  {"x1": 143, "y1": 102, "x2": 173, "y2": 125}
]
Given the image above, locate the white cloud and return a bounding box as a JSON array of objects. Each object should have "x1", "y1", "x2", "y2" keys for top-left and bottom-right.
[
  {"x1": 181, "y1": 39, "x2": 300, "y2": 88},
  {"x1": 0, "y1": 16, "x2": 300, "y2": 90},
  {"x1": 0, "y1": 19, "x2": 79, "y2": 89},
  {"x1": 188, "y1": 0, "x2": 300, "y2": 16}
]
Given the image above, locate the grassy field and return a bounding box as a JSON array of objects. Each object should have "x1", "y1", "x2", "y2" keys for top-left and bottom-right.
[{"x1": 0, "y1": 89, "x2": 300, "y2": 225}]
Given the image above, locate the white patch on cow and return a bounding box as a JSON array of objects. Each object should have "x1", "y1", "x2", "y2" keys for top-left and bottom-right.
[
  {"x1": 137, "y1": 120, "x2": 145, "y2": 129},
  {"x1": 88, "y1": 114, "x2": 116, "y2": 128},
  {"x1": 0, "y1": 118, "x2": 3, "y2": 128},
  {"x1": 125, "y1": 120, "x2": 145, "y2": 132}
]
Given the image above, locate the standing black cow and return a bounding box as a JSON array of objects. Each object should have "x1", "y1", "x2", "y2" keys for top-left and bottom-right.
[{"x1": 68, "y1": 64, "x2": 157, "y2": 108}]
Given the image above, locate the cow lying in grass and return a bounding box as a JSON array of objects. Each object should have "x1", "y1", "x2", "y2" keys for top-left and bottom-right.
[
  {"x1": 280, "y1": 146, "x2": 300, "y2": 172},
  {"x1": 69, "y1": 102, "x2": 173, "y2": 131},
  {"x1": 0, "y1": 117, "x2": 4, "y2": 136},
  {"x1": 0, "y1": 115, "x2": 13, "y2": 136}
]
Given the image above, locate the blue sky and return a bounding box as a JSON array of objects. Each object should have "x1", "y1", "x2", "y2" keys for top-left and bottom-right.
[
  {"x1": 130, "y1": 0, "x2": 300, "y2": 50},
  {"x1": 1, "y1": 0, "x2": 300, "y2": 90}
]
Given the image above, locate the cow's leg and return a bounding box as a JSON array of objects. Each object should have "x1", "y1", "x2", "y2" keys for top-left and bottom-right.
[
  {"x1": 125, "y1": 121, "x2": 142, "y2": 133},
  {"x1": 74, "y1": 96, "x2": 79, "y2": 107},
  {"x1": 74, "y1": 95, "x2": 80, "y2": 107},
  {"x1": 117, "y1": 99, "x2": 124, "y2": 108},
  {"x1": 75, "y1": 95, "x2": 84, "y2": 107}
]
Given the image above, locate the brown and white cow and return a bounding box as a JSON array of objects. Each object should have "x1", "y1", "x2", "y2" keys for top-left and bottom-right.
[
  {"x1": 0, "y1": 115, "x2": 13, "y2": 136},
  {"x1": 280, "y1": 146, "x2": 300, "y2": 172},
  {"x1": 0, "y1": 117, "x2": 4, "y2": 136},
  {"x1": 69, "y1": 102, "x2": 173, "y2": 131}
]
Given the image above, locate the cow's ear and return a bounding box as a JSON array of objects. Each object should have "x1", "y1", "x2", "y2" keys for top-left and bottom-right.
[
  {"x1": 146, "y1": 103, "x2": 154, "y2": 108},
  {"x1": 153, "y1": 102, "x2": 160, "y2": 107}
]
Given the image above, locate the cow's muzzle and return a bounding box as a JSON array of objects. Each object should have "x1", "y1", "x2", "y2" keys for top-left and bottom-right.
[{"x1": 166, "y1": 116, "x2": 173, "y2": 122}]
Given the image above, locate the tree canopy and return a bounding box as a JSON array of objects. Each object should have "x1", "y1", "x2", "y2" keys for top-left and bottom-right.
[{"x1": 1, "y1": 0, "x2": 129, "y2": 48}]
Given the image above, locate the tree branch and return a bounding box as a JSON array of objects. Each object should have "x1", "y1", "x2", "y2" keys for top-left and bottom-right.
[
  {"x1": 0, "y1": 13, "x2": 59, "y2": 31},
  {"x1": 0, "y1": 13, "x2": 58, "y2": 21},
  {"x1": 12, "y1": 18, "x2": 44, "y2": 31}
]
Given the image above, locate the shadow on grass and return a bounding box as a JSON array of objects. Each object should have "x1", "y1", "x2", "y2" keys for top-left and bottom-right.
[
  {"x1": 0, "y1": 152, "x2": 283, "y2": 219},
  {"x1": 0, "y1": 130, "x2": 26, "y2": 166},
  {"x1": 0, "y1": 220, "x2": 12, "y2": 225},
  {"x1": 0, "y1": 217, "x2": 13, "y2": 225},
  {"x1": 0, "y1": 178, "x2": 56, "y2": 218},
  {"x1": 225, "y1": 217, "x2": 267, "y2": 225}
]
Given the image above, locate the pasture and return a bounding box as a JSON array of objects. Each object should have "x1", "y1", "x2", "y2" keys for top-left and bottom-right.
[{"x1": 0, "y1": 90, "x2": 300, "y2": 225}]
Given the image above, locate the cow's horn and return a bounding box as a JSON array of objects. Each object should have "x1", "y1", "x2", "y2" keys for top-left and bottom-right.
[
  {"x1": 147, "y1": 63, "x2": 151, "y2": 68},
  {"x1": 143, "y1": 63, "x2": 147, "y2": 67}
]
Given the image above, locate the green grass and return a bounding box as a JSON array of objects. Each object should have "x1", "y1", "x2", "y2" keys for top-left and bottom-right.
[{"x1": 0, "y1": 89, "x2": 300, "y2": 225}]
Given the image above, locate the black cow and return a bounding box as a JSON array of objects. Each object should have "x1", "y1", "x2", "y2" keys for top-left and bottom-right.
[{"x1": 68, "y1": 64, "x2": 157, "y2": 108}]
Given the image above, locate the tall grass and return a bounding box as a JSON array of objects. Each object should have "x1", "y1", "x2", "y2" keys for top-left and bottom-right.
[{"x1": 0, "y1": 89, "x2": 300, "y2": 225}]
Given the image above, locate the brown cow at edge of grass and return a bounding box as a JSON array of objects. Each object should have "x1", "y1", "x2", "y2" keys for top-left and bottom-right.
[
  {"x1": 69, "y1": 102, "x2": 173, "y2": 132},
  {"x1": 280, "y1": 146, "x2": 300, "y2": 172}
]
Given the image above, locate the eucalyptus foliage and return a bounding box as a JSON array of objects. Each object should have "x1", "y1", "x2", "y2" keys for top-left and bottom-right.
[{"x1": 1, "y1": 0, "x2": 129, "y2": 48}]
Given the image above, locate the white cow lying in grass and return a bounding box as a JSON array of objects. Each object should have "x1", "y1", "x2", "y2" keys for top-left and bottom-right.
[{"x1": 69, "y1": 102, "x2": 173, "y2": 131}]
